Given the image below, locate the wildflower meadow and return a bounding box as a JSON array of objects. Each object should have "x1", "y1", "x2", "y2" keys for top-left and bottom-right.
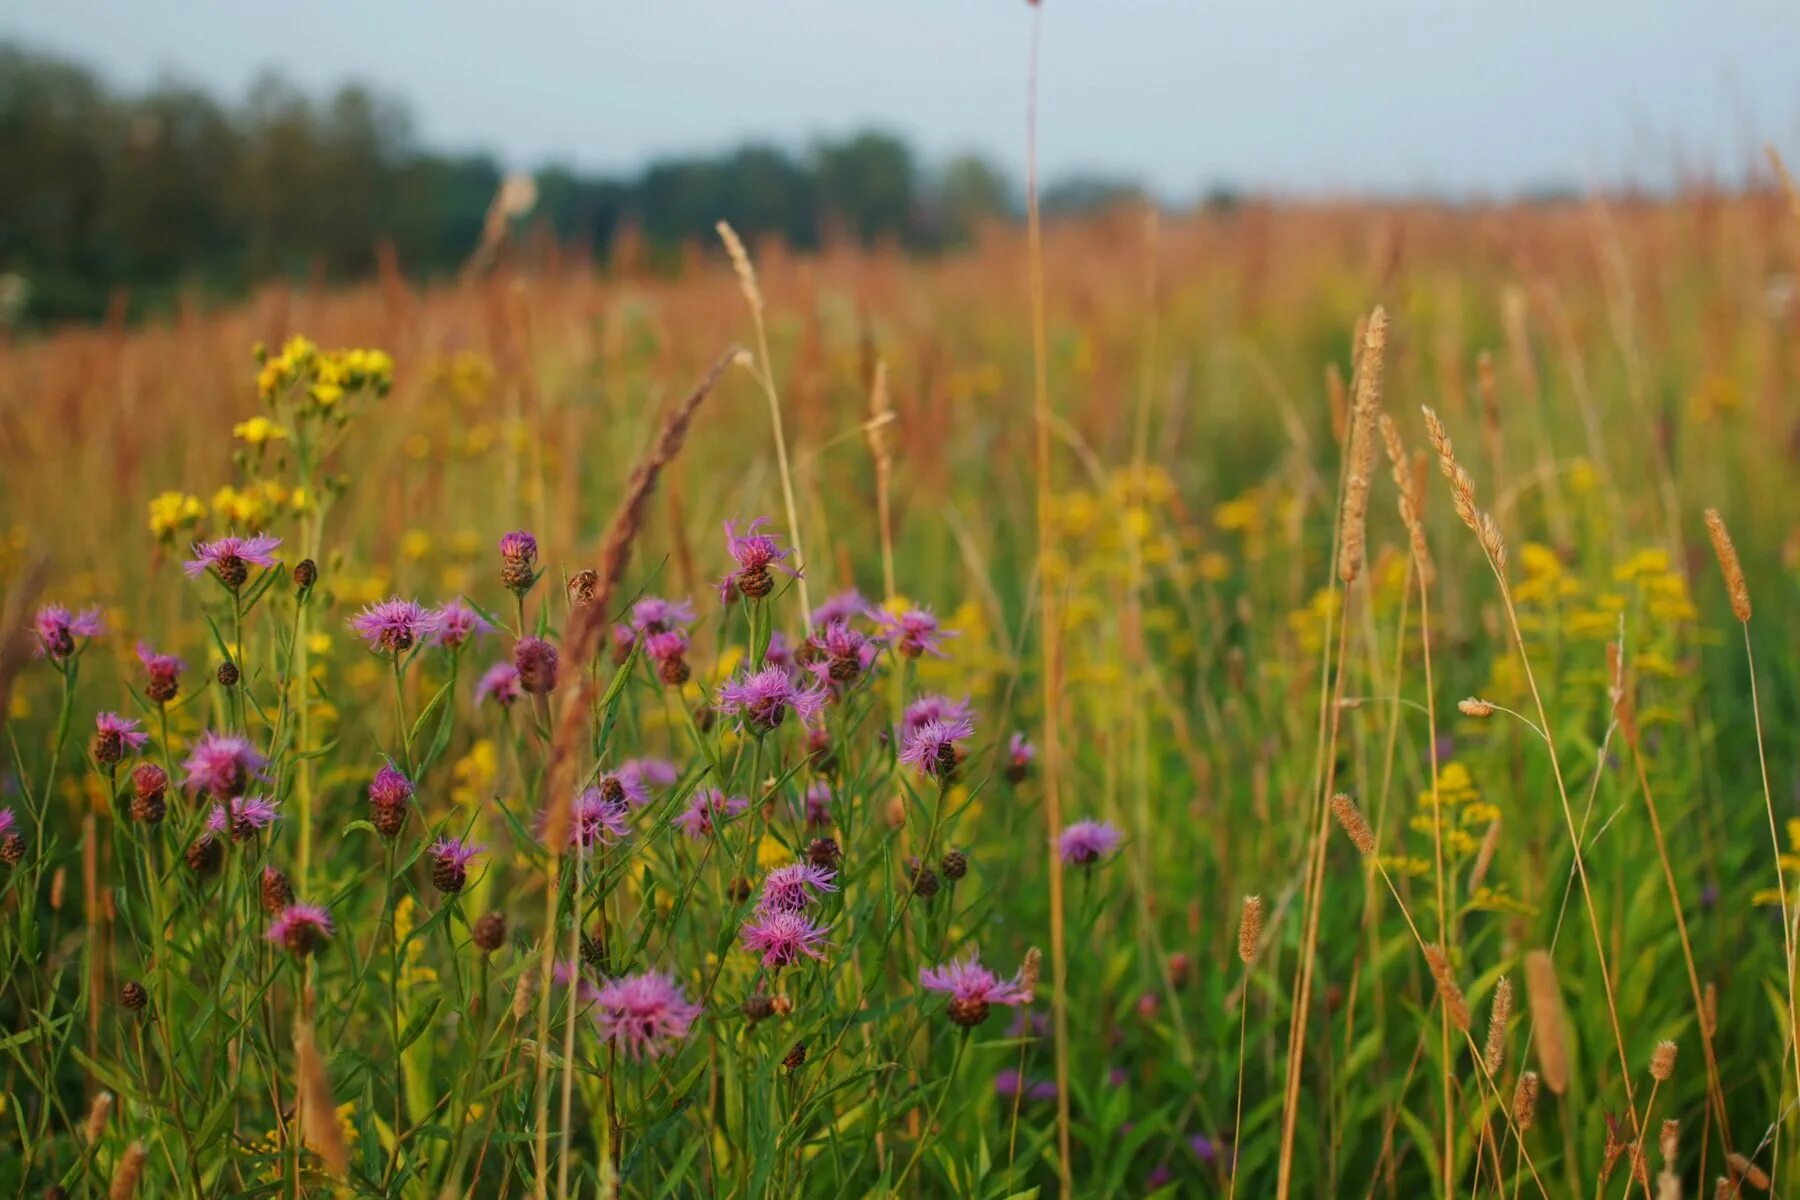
[{"x1": 6, "y1": 95, "x2": 1800, "y2": 1200}]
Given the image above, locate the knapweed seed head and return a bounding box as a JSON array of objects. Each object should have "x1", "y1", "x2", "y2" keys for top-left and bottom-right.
[
  {"x1": 120, "y1": 980, "x2": 148, "y2": 1014},
  {"x1": 717, "y1": 666, "x2": 826, "y2": 734},
  {"x1": 1057, "y1": 819, "x2": 1123, "y2": 866},
  {"x1": 645, "y1": 629, "x2": 691, "y2": 685},
  {"x1": 941, "y1": 848, "x2": 969, "y2": 880},
  {"x1": 215, "y1": 659, "x2": 239, "y2": 688},
  {"x1": 129, "y1": 763, "x2": 168, "y2": 825},
  {"x1": 473, "y1": 911, "x2": 507, "y2": 953},
  {"x1": 261, "y1": 865, "x2": 293, "y2": 914},
  {"x1": 350, "y1": 597, "x2": 440, "y2": 656},
  {"x1": 920, "y1": 951, "x2": 1032, "y2": 1028},
  {"x1": 807, "y1": 619, "x2": 876, "y2": 686},
  {"x1": 593, "y1": 970, "x2": 702, "y2": 1060},
  {"x1": 807, "y1": 836, "x2": 841, "y2": 869},
  {"x1": 91, "y1": 712, "x2": 148, "y2": 766},
  {"x1": 136, "y1": 642, "x2": 185, "y2": 704},
  {"x1": 909, "y1": 858, "x2": 940, "y2": 899},
  {"x1": 899, "y1": 716, "x2": 974, "y2": 780},
  {"x1": 34, "y1": 605, "x2": 104, "y2": 661},
  {"x1": 268, "y1": 903, "x2": 333, "y2": 958},
  {"x1": 184, "y1": 834, "x2": 222, "y2": 875},
  {"x1": 182, "y1": 731, "x2": 269, "y2": 799},
  {"x1": 514, "y1": 636, "x2": 559, "y2": 695},
  {"x1": 720, "y1": 517, "x2": 799, "y2": 601},
  {"x1": 185, "y1": 533, "x2": 281, "y2": 590},
  {"x1": 740, "y1": 908, "x2": 829, "y2": 968},
  {"x1": 429, "y1": 836, "x2": 484, "y2": 894},
  {"x1": 0, "y1": 810, "x2": 23, "y2": 866},
  {"x1": 499, "y1": 529, "x2": 539, "y2": 595},
  {"x1": 292, "y1": 558, "x2": 318, "y2": 594}
]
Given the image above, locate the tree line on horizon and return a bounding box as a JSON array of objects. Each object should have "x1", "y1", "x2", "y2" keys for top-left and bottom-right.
[{"x1": 0, "y1": 41, "x2": 1170, "y2": 325}]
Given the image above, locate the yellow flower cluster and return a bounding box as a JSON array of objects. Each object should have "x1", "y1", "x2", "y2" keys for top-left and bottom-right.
[
  {"x1": 1406, "y1": 760, "x2": 1486, "y2": 857},
  {"x1": 257, "y1": 335, "x2": 393, "y2": 410},
  {"x1": 233, "y1": 415, "x2": 290, "y2": 447},
  {"x1": 212, "y1": 481, "x2": 306, "y2": 529},
  {"x1": 148, "y1": 490, "x2": 207, "y2": 540}
]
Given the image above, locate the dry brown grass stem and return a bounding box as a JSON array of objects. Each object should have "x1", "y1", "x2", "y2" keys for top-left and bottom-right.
[
  {"x1": 531, "y1": 348, "x2": 736, "y2": 1198},
  {"x1": 864, "y1": 359, "x2": 898, "y2": 601},
  {"x1": 717, "y1": 220, "x2": 812, "y2": 626}
]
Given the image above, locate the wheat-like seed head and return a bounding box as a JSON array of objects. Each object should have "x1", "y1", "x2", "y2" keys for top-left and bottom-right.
[
  {"x1": 1727, "y1": 1151, "x2": 1770, "y2": 1190},
  {"x1": 1650, "y1": 1039, "x2": 1677, "y2": 1082},
  {"x1": 1458, "y1": 698, "x2": 1495, "y2": 717},
  {"x1": 715, "y1": 220, "x2": 764, "y2": 315},
  {"x1": 1238, "y1": 894, "x2": 1264, "y2": 965},
  {"x1": 108, "y1": 1141, "x2": 148, "y2": 1200},
  {"x1": 1423, "y1": 944, "x2": 1472, "y2": 1032},
  {"x1": 1484, "y1": 975, "x2": 1512, "y2": 1075},
  {"x1": 1512, "y1": 1070, "x2": 1540, "y2": 1130},
  {"x1": 85, "y1": 1090, "x2": 113, "y2": 1144},
  {"x1": 1704, "y1": 507, "x2": 1752, "y2": 622},
  {"x1": 1329, "y1": 793, "x2": 1376, "y2": 856}
]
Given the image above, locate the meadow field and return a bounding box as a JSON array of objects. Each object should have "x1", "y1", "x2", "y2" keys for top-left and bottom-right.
[{"x1": 1, "y1": 186, "x2": 1799, "y2": 1198}]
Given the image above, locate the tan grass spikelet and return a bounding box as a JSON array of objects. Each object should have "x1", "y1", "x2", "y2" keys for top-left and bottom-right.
[
  {"x1": 1512, "y1": 1070, "x2": 1540, "y2": 1130},
  {"x1": 1238, "y1": 895, "x2": 1264, "y2": 965},
  {"x1": 1423, "y1": 945, "x2": 1471, "y2": 1032},
  {"x1": 1484, "y1": 975, "x2": 1512, "y2": 1075},
  {"x1": 1337, "y1": 307, "x2": 1387, "y2": 584},
  {"x1": 1704, "y1": 508, "x2": 1751, "y2": 623},
  {"x1": 1329, "y1": 793, "x2": 1376, "y2": 856},
  {"x1": 108, "y1": 1141, "x2": 148, "y2": 1200},
  {"x1": 1650, "y1": 1039, "x2": 1677, "y2": 1082},
  {"x1": 1524, "y1": 949, "x2": 1570, "y2": 1094},
  {"x1": 1727, "y1": 1151, "x2": 1770, "y2": 1190}
]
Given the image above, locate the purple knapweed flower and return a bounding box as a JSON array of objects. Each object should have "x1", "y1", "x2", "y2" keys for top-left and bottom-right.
[
  {"x1": 0, "y1": 808, "x2": 16, "y2": 838},
  {"x1": 429, "y1": 836, "x2": 485, "y2": 893},
  {"x1": 1189, "y1": 1134, "x2": 1221, "y2": 1163},
  {"x1": 33, "y1": 605, "x2": 105, "y2": 660},
  {"x1": 630, "y1": 596, "x2": 696, "y2": 635},
  {"x1": 567, "y1": 787, "x2": 633, "y2": 850},
  {"x1": 476, "y1": 661, "x2": 522, "y2": 707},
  {"x1": 920, "y1": 950, "x2": 1033, "y2": 1027},
  {"x1": 807, "y1": 620, "x2": 877, "y2": 688},
  {"x1": 618, "y1": 757, "x2": 678, "y2": 803},
  {"x1": 717, "y1": 666, "x2": 827, "y2": 734},
  {"x1": 368, "y1": 762, "x2": 414, "y2": 808},
  {"x1": 902, "y1": 693, "x2": 974, "y2": 737},
  {"x1": 268, "y1": 903, "x2": 333, "y2": 957},
  {"x1": 1005, "y1": 732, "x2": 1036, "y2": 783},
  {"x1": 185, "y1": 534, "x2": 282, "y2": 589},
  {"x1": 182, "y1": 731, "x2": 270, "y2": 799},
  {"x1": 802, "y1": 780, "x2": 833, "y2": 827},
  {"x1": 136, "y1": 641, "x2": 186, "y2": 704},
  {"x1": 593, "y1": 970, "x2": 703, "y2": 1060},
  {"x1": 350, "y1": 597, "x2": 440, "y2": 655},
  {"x1": 91, "y1": 712, "x2": 149, "y2": 766},
  {"x1": 810, "y1": 588, "x2": 872, "y2": 629},
  {"x1": 1057, "y1": 819, "x2": 1124, "y2": 866},
  {"x1": 758, "y1": 863, "x2": 838, "y2": 914},
  {"x1": 553, "y1": 959, "x2": 602, "y2": 1007},
  {"x1": 432, "y1": 600, "x2": 491, "y2": 650},
  {"x1": 899, "y1": 716, "x2": 975, "y2": 780},
  {"x1": 994, "y1": 1070, "x2": 1059, "y2": 1102},
  {"x1": 719, "y1": 517, "x2": 800, "y2": 602},
  {"x1": 207, "y1": 795, "x2": 281, "y2": 843},
  {"x1": 740, "y1": 909, "x2": 829, "y2": 968},
  {"x1": 514, "y1": 636, "x2": 559, "y2": 694},
  {"x1": 498, "y1": 529, "x2": 538, "y2": 564},
  {"x1": 880, "y1": 606, "x2": 955, "y2": 658},
  {"x1": 673, "y1": 788, "x2": 749, "y2": 839},
  {"x1": 764, "y1": 630, "x2": 795, "y2": 669}
]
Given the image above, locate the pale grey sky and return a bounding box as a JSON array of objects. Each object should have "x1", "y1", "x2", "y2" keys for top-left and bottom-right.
[{"x1": 6, "y1": 0, "x2": 1798, "y2": 196}]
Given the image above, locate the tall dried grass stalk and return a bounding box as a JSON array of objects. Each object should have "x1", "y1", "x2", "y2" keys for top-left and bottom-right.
[
  {"x1": 864, "y1": 359, "x2": 898, "y2": 601},
  {"x1": 296, "y1": 1015, "x2": 350, "y2": 1177},
  {"x1": 718, "y1": 220, "x2": 812, "y2": 625}
]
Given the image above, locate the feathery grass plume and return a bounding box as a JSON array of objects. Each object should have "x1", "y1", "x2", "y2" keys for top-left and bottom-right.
[
  {"x1": 1329, "y1": 793, "x2": 1376, "y2": 856},
  {"x1": 1239, "y1": 895, "x2": 1264, "y2": 964},
  {"x1": 1727, "y1": 1152, "x2": 1770, "y2": 1190},
  {"x1": 1704, "y1": 508, "x2": 1751, "y2": 623},
  {"x1": 1524, "y1": 949, "x2": 1570, "y2": 1094},
  {"x1": 1660, "y1": 1119, "x2": 1679, "y2": 1162},
  {"x1": 1420, "y1": 405, "x2": 1479, "y2": 531},
  {"x1": 1458, "y1": 697, "x2": 1495, "y2": 717},
  {"x1": 1512, "y1": 1070, "x2": 1540, "y2": 1130},
  {"x1": 296, "y1": 1016, "x2": 350, "y2": 1177},
  {"x1": 1483, "y1": 975, "x2": 1512, "y2": 1074},
  {"x1": 108, "y1": 1141, "x2": 147, "y2": 1200},
  {"x1": 1650, "y1": 1039, "x2": 1677, "y2": 1081},
  {"x1": 1018, "y1": 946, "x2": 1042, "y2": 1002},
  {"x1": 512, "y1": 962, "x2": 539, "y2": 1023},
  {"x1": 1336, "y1": 307, "x2": 1387, "y2": 584},
  {"x1": 84, "y1": 1090, "x2": 113, "y2": 1143},
  {"x1": 1422, "y1": 945, "x2": 1471, "y2": 1032}
]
